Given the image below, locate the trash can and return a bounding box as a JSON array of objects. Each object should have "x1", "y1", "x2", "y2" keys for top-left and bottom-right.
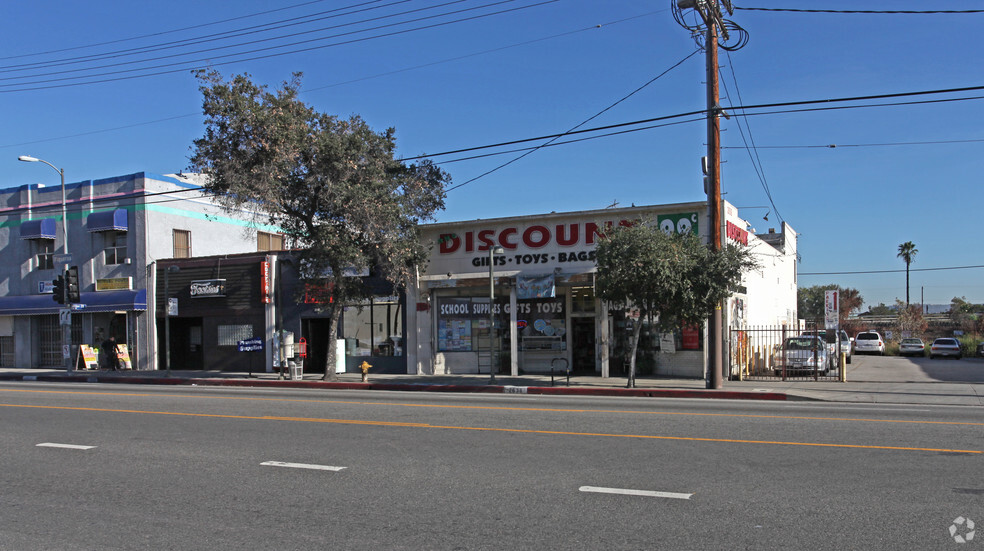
[{"x1": 289, "y1": 360, "x2": 303, "y2": 381}]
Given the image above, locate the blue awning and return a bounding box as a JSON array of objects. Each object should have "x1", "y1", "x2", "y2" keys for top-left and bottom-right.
[
  {"x1": 0, "y1": 289, "x2": 147, "y2": 316},
  {"x1": 87, "y1": 209, "x2": 128, "y2": 232},
  {"x1": 20, "y1": 218, "x2": 56, "y2": 240}
]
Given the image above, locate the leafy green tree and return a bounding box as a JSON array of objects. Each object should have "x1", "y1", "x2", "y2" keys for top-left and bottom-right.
[
  {"x1": 897, "y1": 241, "x2": 918, "y2": 305},
  {"x1": 595, "y1": 221, "x2": 755, "y2": 387},
  {"x1": 797, "y1": 284, "x2": 863, "y2": 323},
  {"x1": 867, "y1": 303, "x2": 895, "y2": 316},
  {"x1": 190, "y1": 71, "x2": 449, "y2": 380}
]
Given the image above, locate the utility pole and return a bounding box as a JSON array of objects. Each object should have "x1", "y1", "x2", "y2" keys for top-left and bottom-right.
[{"x1": 674, "y1": 0, "x2": 740, "y2": 389}]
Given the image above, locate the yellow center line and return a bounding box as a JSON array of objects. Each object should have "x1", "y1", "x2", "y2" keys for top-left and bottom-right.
[
  {"x1": 2, "y1": 387, "x2": 983, "y2": 426},
  {"x1": 1, "y1": 402, "x2": 979, "y2": 454}
]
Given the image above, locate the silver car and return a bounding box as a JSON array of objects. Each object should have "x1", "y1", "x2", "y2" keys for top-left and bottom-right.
[
  {"x1": 929, "y1": 338, "x2": 962, "y2": 359},
  {"x1": 854, "y1": 331, "x2": 885, "y2": 355},
  {"x1": 775, "y1": 336, "x2": 830, "y2": 375}
]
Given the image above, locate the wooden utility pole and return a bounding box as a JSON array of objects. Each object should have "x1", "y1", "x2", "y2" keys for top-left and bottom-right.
[{"x1": 677, "y1": 0, "x2": 733, "y2": 389}]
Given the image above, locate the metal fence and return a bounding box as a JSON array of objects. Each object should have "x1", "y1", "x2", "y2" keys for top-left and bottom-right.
[{"x1": 730, "y1": 323, "x2": 843, "y2": 382}]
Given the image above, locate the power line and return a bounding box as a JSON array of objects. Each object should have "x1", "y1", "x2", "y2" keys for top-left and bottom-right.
[
  {"x1": 736, "y1": 7, "x2": 984, "y2": 15},
  {"x1": 445, "y1": 48, "x2": 701, "y2": 191},
  {"x1": 720, "y1": 51, "x2": 783, "y2": 223},
  {"x1": 0, "y1": 0, "x2": 559, "y2": 92},
  {"x1": 801, "y1": 265, "x2": 984, "y2": 276},
  {"x1": 0, "y1": 0, "x2": 435, "y2": 77},
  {"x1": 403, "y1": 84, "x2": 984, "y2": 162},
  {"x1": 0, "y1": 0, "x2": 339, "y2": 61},
  {"x1": 0, "y1": 11, "x2": 662, "y2": 149},
  {"x1": 722, "y1": 138, "x2": 984, "y2": 150}
]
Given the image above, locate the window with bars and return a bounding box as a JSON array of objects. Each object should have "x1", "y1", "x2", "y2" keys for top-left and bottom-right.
[{"x1": 173, "y1": 229, "x2": 191, "y2": 258}]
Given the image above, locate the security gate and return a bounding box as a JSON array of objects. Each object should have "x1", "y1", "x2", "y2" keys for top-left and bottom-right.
[{"x1": 730, "y1": 323, "x2": 842, "y2": 381}]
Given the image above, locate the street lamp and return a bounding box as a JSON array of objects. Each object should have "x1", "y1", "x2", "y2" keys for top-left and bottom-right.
[
  {"x1": 488, "y1": 245, "x2": 505, "y2": 384},
  {"x1": 164, "y1": 265, "x2": 180, "y2": 377},
  {"x1": 19, "y1": 155, "x2": 72, "y2": 373}
]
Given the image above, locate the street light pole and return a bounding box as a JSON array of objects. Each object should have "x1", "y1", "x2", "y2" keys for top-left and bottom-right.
[
  {"x1": 18, "y1": 155, "x2": 72, "y2": 373},
  {"x1": 488, "y1": 246, "x2": 504, "y2": 384}
]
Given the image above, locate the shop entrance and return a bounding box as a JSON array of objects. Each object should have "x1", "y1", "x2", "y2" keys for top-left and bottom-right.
[
  {"x1": 302, "y1": 318, "x2": 332, "y2": 374},
  {"x1": 571, "y1": 317, "x2": 595, "y2": 374},
  {"x1": 158, "y1": 317, "x2": 203, "y2": 370}
]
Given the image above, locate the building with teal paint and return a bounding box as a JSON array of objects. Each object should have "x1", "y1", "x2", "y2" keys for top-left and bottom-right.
[{"x1": 0, "y1": 172, "x2": 278, "y2": 369}]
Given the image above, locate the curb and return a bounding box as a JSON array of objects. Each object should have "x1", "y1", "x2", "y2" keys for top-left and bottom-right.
[{"x1": 0, "y1": 373, "x2": 790, "y2": 401}]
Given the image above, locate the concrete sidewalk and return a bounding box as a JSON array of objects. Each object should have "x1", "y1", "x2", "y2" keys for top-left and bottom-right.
[{"x1": 1, "y1": 367, "x2": 982, "y2": 406}]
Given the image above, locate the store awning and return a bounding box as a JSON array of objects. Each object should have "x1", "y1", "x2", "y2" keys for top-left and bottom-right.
[
  {"x1": 0, "y1": 289, "x2": 147, "y2": 316},
  {"x1": 20, "y1": 218, "x2": 56, "y2": 240},
  {"x1": 87, "y1": 209, "x2": 128, "y2": 232}
]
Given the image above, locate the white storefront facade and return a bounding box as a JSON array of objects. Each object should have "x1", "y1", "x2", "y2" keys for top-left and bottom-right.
[{"x1": 410, "y1": 201, "x2": 798, "y2": 380}]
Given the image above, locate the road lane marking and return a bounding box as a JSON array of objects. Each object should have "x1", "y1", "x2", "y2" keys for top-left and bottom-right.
[
  {"x1": 261, "y1": 461, "x2": 346, "y2": 472},
  {"x1": 37, "y1": 442, "x2": 96, "y2": 450},
  {"x1": 2, "y1": 403, "x2": 980, "y2": 454},
  {"x1": 579, "y1": 486, "x2": 693, "y2": 500},
  {"x1": 1, "y1": 388, "x2": 980, "y2": 427}
]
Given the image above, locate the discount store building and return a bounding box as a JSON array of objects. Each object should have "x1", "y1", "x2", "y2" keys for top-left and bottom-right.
[{"x1": 409, "y1": 201, "x2": 798, "y2": 380}]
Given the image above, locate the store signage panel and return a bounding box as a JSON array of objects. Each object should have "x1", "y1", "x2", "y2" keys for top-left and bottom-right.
[
  {"x1": 426, "y1": 211, "x2": 701, "y2": 275},
  {"x1": 190, "y1": 279, "x2": 226, "y2": 298},
  {"x1": 95, "y1": 277, "x2": 133, "y2": 291}
]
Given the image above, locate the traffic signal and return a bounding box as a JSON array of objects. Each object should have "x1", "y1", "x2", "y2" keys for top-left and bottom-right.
[
  {"x1": 51, "y1": 274, "x2": 65, "y2": 304},
  {"x1": 65, "y1": 266, "x2": 80, "y2": 304}
]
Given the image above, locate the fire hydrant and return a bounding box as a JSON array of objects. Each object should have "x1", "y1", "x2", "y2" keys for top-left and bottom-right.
[{"x1": 359, "y1": 361, "x2": 372, "y2": 383}]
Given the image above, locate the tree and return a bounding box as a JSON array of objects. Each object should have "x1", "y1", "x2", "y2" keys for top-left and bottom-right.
[
  {"x1": 894, "y1": 299, "x2": 927, "y2": 338},
  {"x1": 797, "y1": 284, "x2": 863, "y2": 323},
  {"x1": 595, "y1": 221, "x2": 755, "y2": 387},
  {"x1": 897, "y1": 241, "x2": 918, "y2": 305},
  {"x1": 190, "y1": 71, "x2": 449, "y2": 380}
]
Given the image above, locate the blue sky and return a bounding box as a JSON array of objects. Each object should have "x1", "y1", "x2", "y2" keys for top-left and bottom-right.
[{"x1": 2, "y1": 1, "x2": 982, "y2": 309}]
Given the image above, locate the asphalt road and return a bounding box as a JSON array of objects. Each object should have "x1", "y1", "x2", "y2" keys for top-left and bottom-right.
[
  {"x1": 1, "y1": 383, "x2": 981, "y2": 550},
  {"x1": 847, "y1": 352, "x2": 984, "y2": 383}
]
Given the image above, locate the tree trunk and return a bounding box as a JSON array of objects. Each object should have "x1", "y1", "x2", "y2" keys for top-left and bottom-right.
[
  {"x1": 627, "y1": 316, "x2": 643, "y2": 388},
  {"x1": 905, "y1": 264, "x2": 910, "y2": 305},
  {"x1": 322, "y1": 307, "x2": 341, "y2": 382}
]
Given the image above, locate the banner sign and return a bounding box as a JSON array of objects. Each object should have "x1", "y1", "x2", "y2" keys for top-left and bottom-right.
[
  {"x1": 824, "y1": 289, "x2": 839, "y2": 330},
  {"x1": 516, "y1": 274, "x2": 556, "y2": 299}
]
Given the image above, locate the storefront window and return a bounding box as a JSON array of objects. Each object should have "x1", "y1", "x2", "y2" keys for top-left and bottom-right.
[
  {"x1": 436, "y1": 296, "x2": 565, "y2": 352},
  {"x1": 342, "y1": 295, "x2": 404, "y2": 357}
]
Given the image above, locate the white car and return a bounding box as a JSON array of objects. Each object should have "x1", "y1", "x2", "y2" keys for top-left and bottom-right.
[
  {"x1": 854, "y1": 331, "x2": 885, "y2": 355},
  {"x1": 929, "y1": 338, "x2": 962, "y2": 359}
]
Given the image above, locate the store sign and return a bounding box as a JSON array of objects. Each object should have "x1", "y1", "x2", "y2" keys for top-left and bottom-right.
[
  {"x1": 438, "y1": 297, "x2": 564, "y2": 319},
  {"x1": 260, "y1": 261, "x2": 271, "y2": 304},
  {"x1": 95, "y1": 277, "x2": 133, "y2": 291},
  {"x1": 190, "y1": 279, "x2": 226, "y2": 298},
  {"x1": 726, "y1": 221, "x2": 749, "y2": 246},
  {"x1": 825, "y1": 290, "x2": 839, "y2": 330}
]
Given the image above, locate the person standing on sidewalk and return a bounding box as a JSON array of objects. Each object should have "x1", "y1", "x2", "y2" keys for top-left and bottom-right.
[{"x1": 101, "y1": 336, "x2": 121, "y2": 371}]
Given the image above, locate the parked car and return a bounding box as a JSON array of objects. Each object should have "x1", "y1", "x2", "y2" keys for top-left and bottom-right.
[
  {"x1": 929, "y1": 338, "x2": 962, "y2": 359},
  {"x1": 978, "y1": 341, "x2": 984, "y2": 357},
  {"x1": 854, "y1": 331, "x2": 886, "y2": 355},
  {"x1": 775, "y1": 335, "x2": 830, "y2": 376},
  {"x1": 899, "y1": 338, "x2": 925, "y2": 357}
]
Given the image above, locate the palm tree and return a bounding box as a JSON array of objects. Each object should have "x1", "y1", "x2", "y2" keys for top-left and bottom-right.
[{"x1": 897, "y1": 241, "x2": 918, "y2": 306}]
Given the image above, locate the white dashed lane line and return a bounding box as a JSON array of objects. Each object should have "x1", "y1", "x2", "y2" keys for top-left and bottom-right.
[
  {"x1": 579, "y1": 486, "x2": 693, "y2": 500},
  {"x1": 261, "y1": 461, "x2": 347, "y2": 472},
  {"x1": 36, "y1": 443, "x2": 97, "y2": 450}
]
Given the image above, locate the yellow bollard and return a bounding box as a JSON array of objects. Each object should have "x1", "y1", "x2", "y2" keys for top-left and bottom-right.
[{"x1": 839, "y1": 352, "x2": 847, "y2": 382}]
